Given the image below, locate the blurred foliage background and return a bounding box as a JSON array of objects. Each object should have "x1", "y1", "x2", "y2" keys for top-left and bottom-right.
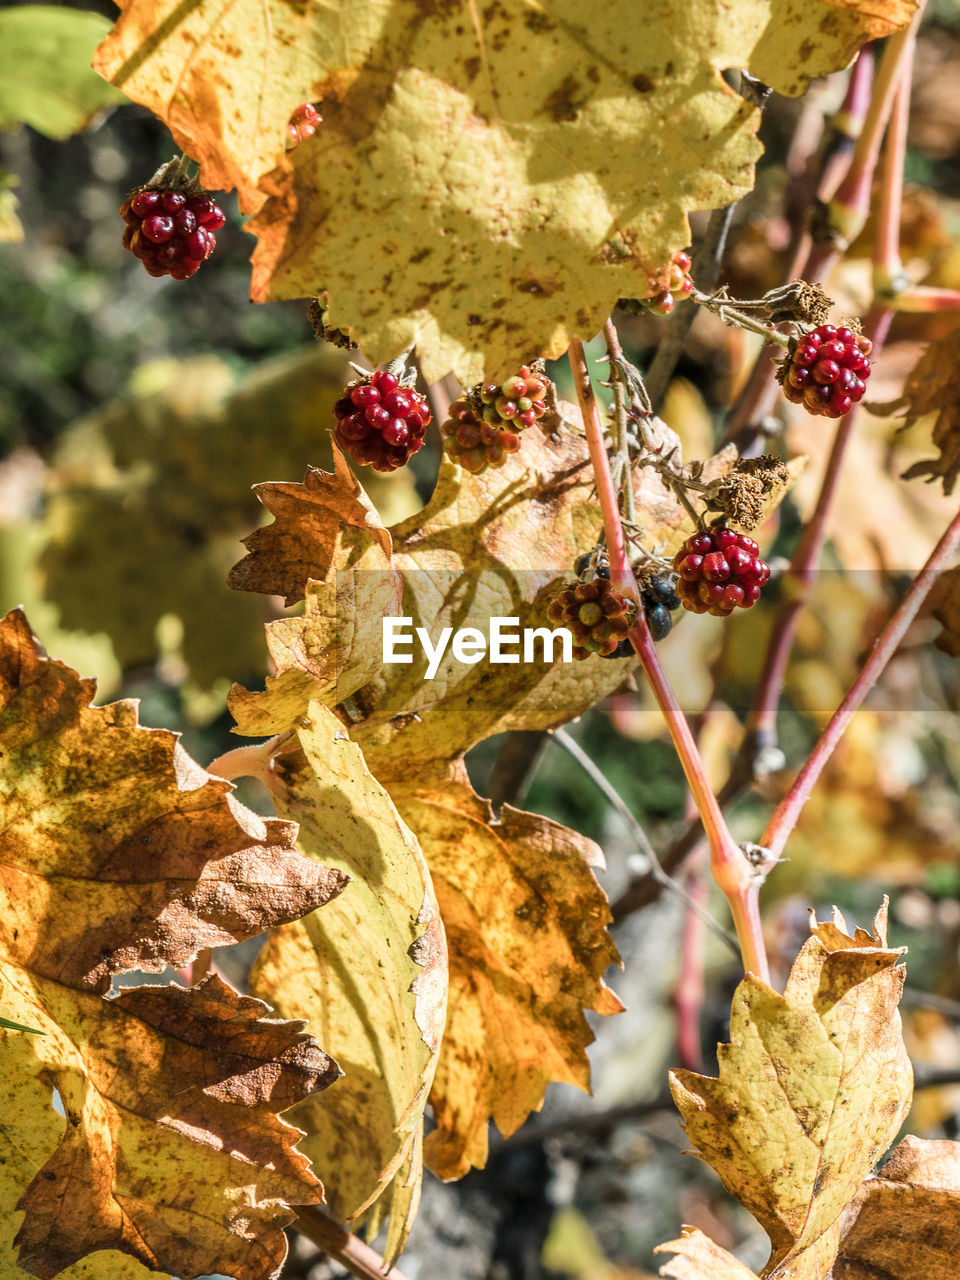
[{"x1": 4, "y1": 2, "x2": 960, "y2": 1278}]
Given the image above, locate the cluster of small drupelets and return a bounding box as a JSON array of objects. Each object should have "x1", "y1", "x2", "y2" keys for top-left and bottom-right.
[
  {"x1": 779, "y1": 324, "x2": 873, "y2": 418},
  {"x1": 546, "y1": 575, "x2": 636, "y2": 660},
  {"x1": 441, "y1": 365, "x2": 549, "y2": 473},
  {"x1": 332, "y1": 369, "x2": 432, "y2": 472},
  {"x1": 619, "y1": 250, "x2": 694, "y2": 318},
  {"x1": 673, "y1": 525, "x2": 771, "y2": 616},
  {"x1": 287, "y1": 103, "x2": 321, "y2": 148},
  {"x1": 120, "y1": 187, "x2": 225, "y2": 280}
]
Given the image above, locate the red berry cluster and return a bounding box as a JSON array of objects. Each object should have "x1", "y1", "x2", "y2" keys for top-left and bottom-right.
[
  {"x1": 546, "y1": 577, "x2": 635, "y2": 660},
  {"x1": 781, "y1": 325, "x2": 872, "y2": 418},
  {"x1": 673, "y1": 526, "x2": 770, "y2": 616},
  {"x1": 120, "y1": 188, "x2": 225, "y2": 280},
  {"x1": 620, "y1": 251, "x2": 693, "y2": 318},
  {"x1": 442, "y1": 365, "x2": 549, "y2": 474},
  {"x1": 287, "y1": 103, "x2": 321, "y2": 148},
  {"x1": 333, "y1": 370, "x2": 431, "y2": 472}
]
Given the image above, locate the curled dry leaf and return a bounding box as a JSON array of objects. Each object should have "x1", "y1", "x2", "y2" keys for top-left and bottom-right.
[
  {"x1": 0, "y1": 607, "x2": 346, "y2": 992},
  {"x1": 889, "y1": 328, "x2": 960, "y2": 496},
  {"x1": 386, "y1": 763, "x2": 622, "y2": 1180},
  {"x1": 248, "y1": 702, "x2": 446, "y2": 1267},
  {"x1": 1, "y1": 970, "x2": 337, "y2": 1280},
  {"x1": 0, "y1": 609, "x2": 350, "y2": 1278},
  {"x1": 654, "y1": 1226, "x2": 761, "y2": 1280},
  {"x1": 835, "y1": 1136, "x2": 960, "y2": 1280},
  {"x1": 928, "y1": 564, "x2": 960, "y2": 658},
  {"x1": 670, "y1": 902, "x2": 912, "y2": 1280},
  {"x1": 94, "y1": 1, "x2": 912, "y2": 380}
]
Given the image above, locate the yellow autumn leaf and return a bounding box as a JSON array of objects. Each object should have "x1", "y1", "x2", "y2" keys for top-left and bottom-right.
[
  {"x1": 93, "y1": 0, "x2": 914, "y2": 381},
  {"x1": 248, "y1": 702, "x2": 446, "y2": 1266},
  {"x1": 670, "y1": 902, "x2": 912, "y2": 1279},
  {"x1": 2, "y1": 969, "x2": 335, "y2": 1280},
  {"x1": 0, "y1": 610, "x2": 349, "y2": 1278},
  {"x1": 836, "y1": 1136, "x2": 960, "y2": 1280},
  {"x1": 387, "y1": 763, "x2": 622, "y2": 1179}
]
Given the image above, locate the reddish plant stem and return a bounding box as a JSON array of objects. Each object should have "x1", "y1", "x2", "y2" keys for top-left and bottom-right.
[
  {"x1": 761, "y1": 504, "x2": 960, "y2": 859},
  {"x1": 674, "y1": 827, "x2": 707, "y2": 1072},
  {"x1": 874, "y1": 58, "x2": 911, "y2": 288},
  {"x1": 723, "y1": 27, "x2": 915, "y2": 451},
  {"x1": 295, "y1": 1205, "x2": 412, "y2": 1280},
  {"x1": 889, "y1": 287, "x2": 960, "y2": 312},
  {"x1": 568, "y1": 337, "x2": 768, "y2": 981},
  {"x1": 746, "y1": 306, "x2": 894, "y2": 741}
]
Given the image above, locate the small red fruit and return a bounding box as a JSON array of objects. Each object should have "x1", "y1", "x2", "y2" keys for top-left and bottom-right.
[
  {"x1": 121, "y1": 175, "x2": 225, "y2": 281},
  {"x1": 672, "y1": 525, "x2": 771, "y2": 617},
  {"x1": 332, "y1": 367, "x2": 431, "y2": 472},
  {"x1": 546, "y1": 576, "x2": 636, "y2": 660},
  {"x1": 781, "y1": 323, "x2": 872, "y2": 418}
]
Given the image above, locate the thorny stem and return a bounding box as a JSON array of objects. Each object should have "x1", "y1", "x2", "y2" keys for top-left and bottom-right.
[
  {"x1": 874, "y1": 59, "x2": 911, "y2": 290},
  {"x1": 568, "y1": 337, "x2": 769, "y2": 981},
  {"x1": 689, "y1": 287, "x2": 793, "y2": 345},
  {"x1": 760, "y1": 505, "x2": 960, "y2": 860},
  {"x1": 602, "y1": 319, "x2": 636, "y2": 523},
  {"x1": 550, "y1": 728, "x2": 739, "y2": 956},
  {"x1": 295, "y1": 1206, "x2": 412, "y2": 1280}
]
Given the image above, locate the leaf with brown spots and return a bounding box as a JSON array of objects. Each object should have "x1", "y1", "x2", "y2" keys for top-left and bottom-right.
[
  {"x1": 0, "y1": 607, "x2": 346, "y2": 993},
  {"x1": 833, "y1": 1136, "x2": 960, "y2": 1280},
  {"x1": 248, "y1": 702, "x2": 447, "y2": 1267},
  {"x1": 385, "y1": 762, "x2": 621, "y2": 1180},
  {"x1": 1, "y1": 968, "x2": 338, "y2": 1280},
  {"x1": 93, "y1": 0, "x2": 914, "y2": 381},
  {"x1": 0, "y1": 608, "x2": 349, "y2": 1278},
  {"x1": 670, "y1": 902, "x2": 912, "y2": 1280}
]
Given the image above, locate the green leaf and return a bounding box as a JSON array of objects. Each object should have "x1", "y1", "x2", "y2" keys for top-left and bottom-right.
[{"x1": 0, "y1": 7, "x2": 124, "y2": 140}]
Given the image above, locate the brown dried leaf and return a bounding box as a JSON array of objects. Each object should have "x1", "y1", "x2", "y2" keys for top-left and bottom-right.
[
  {"x1": 0, "y1": 609, "x2": 350, "y2": 1278},
  {"x1": 928, "y1": 564, "x2": 960, "y2": 658},
  {"x1": 0, "y1": 608, "x2": 346, "y2": 993},
  {"x1": 387, "y1": 763, "x2": 622, "y2": 1180},
  {"x1": 654, "y1": 1227, "x2": 761, "y2": 1280},
  {"x1": 227, "y1": 448, "x2": 394, "y2": 607},
  {"x1": 670, "y1": 903, "x2": 912, "y2": 1279},
  {"x1": 890, "y1": 328, "x2": 960, "y2": 495},
  {"x1": 2, "y1": 968, "x2": 336, "y2": 1280},
  {"x1": 835, "y1": 1136, "x2": 960, "y2": 1280},
  {"x1": 248, "y1": 703, "x2": 446, "y2": 1266}
]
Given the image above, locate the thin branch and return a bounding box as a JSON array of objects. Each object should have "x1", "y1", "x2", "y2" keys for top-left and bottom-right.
[
  {"x1": 295, "y1": 1206, "x2": 412, "y2": 1280},
  {"x1": 550, "y1": 728, "x2": 740, "y2": 957},
  {"x1": 761, "y1": 504, "x2": 960, "y2": 859},
  {"x1": 567, "y1": 338, "x2": 768, "y2": 981}
]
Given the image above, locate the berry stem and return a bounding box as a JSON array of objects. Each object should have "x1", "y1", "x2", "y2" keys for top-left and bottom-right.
[
  {"x1": 689, "y1": 287, "x2": 792, "y2": 345},
  {"x1": 568, "y1": 338, "x2": 768, "y2": 981},
  {"x1": 760, "y1": 503, "x2": 960, "y2": 861}
]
